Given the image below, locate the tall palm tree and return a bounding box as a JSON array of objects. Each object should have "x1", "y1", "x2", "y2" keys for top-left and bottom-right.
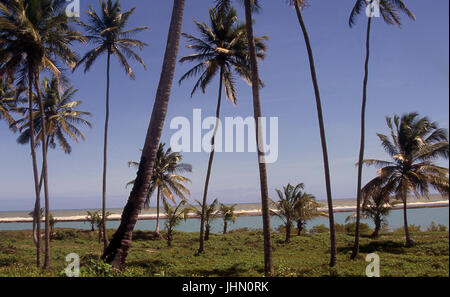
[
  {"x1": 219, "y1": 203, "x2": 237, "y2": 234},
  {"x1": 179, "y1": 5, "x2": 267, "y2": 254},
  {"x1": 0, "y1": 0, "x2": 85, "y2": 268},
  {"x1": 128, "y1": 143, "x2": 192, "y2": 238},
  {"x1": 215, "y1": 0, "x2": 274, "y2": 277},
  {"x1": 286, "y1": 0, "x2": 337, "y2": 266},
  {"x1": 74, "y1": 0, "x2": 148, "y2": 251},
  {"x1": 362, "y1": 113, "x2": 448, "y2": 245},
  {"x1": 102, "y1": 0, "x2": 186, "y2": 269},
  {"x1": 349, "y1": 0, "x2": 415, "y2": 259}
]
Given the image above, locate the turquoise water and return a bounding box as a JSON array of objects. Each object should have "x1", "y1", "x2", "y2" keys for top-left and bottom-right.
[{"x1": 0, "y1": 206, "x2": 448, "y2": 232}]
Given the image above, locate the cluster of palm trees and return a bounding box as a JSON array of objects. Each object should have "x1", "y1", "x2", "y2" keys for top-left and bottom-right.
[{"x1": 1, "y1": 0, "x2": 448, "y2": 277}]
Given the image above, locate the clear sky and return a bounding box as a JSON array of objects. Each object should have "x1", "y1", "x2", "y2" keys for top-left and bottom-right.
[{"x1": 0, "y1": 0, "x2": 448, "y2": 211}]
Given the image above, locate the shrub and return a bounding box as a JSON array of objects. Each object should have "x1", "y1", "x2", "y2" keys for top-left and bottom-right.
[
  {"x1": 309, "y1": 224, "x2": 329, "y2": 234},
  {"x1": 345, "y1": 222, "x2": 372, "y2": 235},
  {"x1": 334, "y1": 223, "x2": 346, "y2": 233},
  {"x1": 53, "y1": 230, "x2": 77, "y2": 240}
]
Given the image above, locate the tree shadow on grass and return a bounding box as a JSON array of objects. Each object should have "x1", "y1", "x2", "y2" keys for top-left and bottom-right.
[{"x1": 338, "y1": 240, "x2": 407, "y2": 255}]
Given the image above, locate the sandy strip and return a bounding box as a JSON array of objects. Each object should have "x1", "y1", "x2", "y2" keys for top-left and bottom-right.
[{"x1": 0, "y1": 200, "x2": 448, "y2": 224}]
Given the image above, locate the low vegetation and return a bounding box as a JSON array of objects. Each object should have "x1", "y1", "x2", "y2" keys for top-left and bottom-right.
[{"x1": 0, "y1": 225, "x2": 447, "y2": 277}]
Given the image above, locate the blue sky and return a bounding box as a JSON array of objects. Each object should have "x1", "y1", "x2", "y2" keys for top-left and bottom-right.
[{"x1": 0, "y1": 0, "x2": 448, "y2": 211}]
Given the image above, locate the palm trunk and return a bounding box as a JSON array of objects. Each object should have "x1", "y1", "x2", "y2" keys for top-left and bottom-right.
[
  {"x1": 244, "y1": 0, "x2": 274, "y2": 276},
  {"x1": 101, "y1": 0, "x2": 186, "y2": 269},
  {"x1": 402, "y1": 192, "x2": 414, "y2": 246},
  {"x1": 101, "y1": 50, "x2": 112, "y2": 251},
  {"x1": 351, "y1": 16, "x2": 372, "y2": 260},
  {"x1": 223, "y1": 220, "x2": 227, "y2": 235},
  {"x1": 34, "y1": 71, "x2": 51, "y2": 269},
  {"x1": 198, "y1": 67, "x2": 224, "y2": 254},
  {"x1": 28, "y1": 64, "x2": 41, "y2": 268},
  {"x1": 205, "y1": 224, "x2": 210, "y2": 241},
  {"x1": 285, "y1": 222, "x2": 291, "y2": 243},
  {"x1": 155, "y1": 187, "x2": 161, "y2": 237},
  {"x1": 372, "y1": 216, "x2": 381, "y2": 237},
  {"x1": 294, "y1": 2, "x2": 337, "y2": 267}
]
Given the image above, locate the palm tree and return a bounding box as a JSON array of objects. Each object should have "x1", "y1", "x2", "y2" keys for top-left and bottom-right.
[
  {"x1": 347, "y1": 183, "x2": 399, "y2": 237},
  {"x1": 0, "y1": 79, "x2": 21, "y2": 127},
  {"x1": 294, "y1": 188, "x2": 327, "y2": 236},
  {"x1": 215, "y1": 0, "x2": 274, "y2": 276},
  {"x1": 102, "y1": 0, "x2": 186, "y2": 269},
  {"x1": 362, "y1": 113, "x2": 449, "y2": 245},
  {"x1": 188, "y1": 199, "x2": 219, "y2": 241},
  {"x1": 179, "y1": 5, "x2": 267, "y2": 255},
  {"x1": 286, "y1": 0, "x2": 337, "y2": 266},
  {"x1": 74, "y1": 0, "x2": 148, "y2": 251},
  {"x1": 86, "y1": 210, "x2": 101, "y2": 232},
  {"x1": 0, "y1": 0, "x2": 85, "y2": 268},
  {"x1": 163, "y1": 200, "x2": 190, "y2": 247},
  {"x1": 219, "y1": 203, "x2": 237, "y2": 234},
  {"x1": 127, "y1": 143, "x2": 192, "y2": 238},
  {"x1": 349, "y1": 0, "x2": 415, "y2": 259}
]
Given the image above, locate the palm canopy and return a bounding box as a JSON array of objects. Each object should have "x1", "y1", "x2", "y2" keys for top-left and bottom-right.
[
  {"x1": 179, "y1": 6, "x2": 267, "y2": 104},
  {"x1": 363, "y1": 113, "x2": 449, "y2": 202},
  {"x1": 13, "y1": 77, "x2": 92, "y2": 154},
  {"x1": 0, "y1": 0, "x2": 85, "y2": 83},
  {"x1": 215, "y1": 0, "x2": 261, "y2": 13},
  {"x1": 189, "y1": 199, "x2": 219, "y2": 220},
  {"x1": 219, "y1": 203, "x2": 237, "y2": 222},
  {"x1": 128, "y1": 143, "x2": 192, "y2": 208},
  {"x1": 0, "y1": 79, "x2": 23, "y2": 126},
  {"x1": 73, "y1": 0, "x2": 148, "y2": 79},
  {"x1": 349, "y1": 0, "x2": 415, "y2": 27}
]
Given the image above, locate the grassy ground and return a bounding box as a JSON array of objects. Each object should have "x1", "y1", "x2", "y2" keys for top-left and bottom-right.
[{"x1": 0, "y1": 227, "x2": 448, "y2": 277}]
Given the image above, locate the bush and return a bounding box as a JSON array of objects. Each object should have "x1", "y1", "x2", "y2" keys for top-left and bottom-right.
[
  {"x1": 53, "y1": 230, "x2": 77, "y2": 240},
  {"x1": 334, "y1": 223, "x2": 346, "y2": 233},
  {"x1": 81, "y1": 259, "x2": 118, "y2": 277},
  {"x1": 309, "y1": 224, "x2": 329, "y2": 234},
  {"x1": 345, "y1": 222, "x2": 372, "y2": 235}
]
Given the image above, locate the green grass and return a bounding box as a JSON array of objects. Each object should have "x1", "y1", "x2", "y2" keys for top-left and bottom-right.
[{"x1": 0, "y1": 228, "x2": 448, "y2": 277}]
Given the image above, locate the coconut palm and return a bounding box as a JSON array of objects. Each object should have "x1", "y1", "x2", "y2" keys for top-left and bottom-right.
[
  {"x1": 14, "y1": 77, "x2": 92, "y2": 156},
  {"x1": 179, "y1": 5, "x2": 267, "y2": 255},
  {"x1": 0, "y1": 79, "x2": 21, "y2": 127},
  {"x1": 294, "y1": 188, "x2": 327, "y2": 236},
  {"x1": 163, "y1": 200, "x2": 190, "y2": 247},
  {"x1": 102, "y1": 0, "x2": 186, "y2": 270},
  {"x1": 285, "y1": 0, "x2": 337, "y2": 266},
  {"x1": 73, "y1": 0, "x2": 148, "y2": 251},
  {"x1": 219, "y1": 203, "x2": 237, "y2": 234},
  {"x1": 127, "y1": 143, "x2": 192, "y2": 238},
  {"x1": 215, "y1": 0, "x2": 274, "y2": 276},
  {"x1": 349, "y1": 0, "x2": 415, "y2": 259},
  {"x1": 346, "y1": 183, "x2": 399, "y2": 237},
  {"x1": 362, "y1": 113, "x2": 449, "y2": 245},
  {"x1": 86, "y1": 210, "x2": 101, "y2": 232},
  {"x1": 0, "y1": 0, "x2": 85, "y2": 268},
  {"x1": 188, "y1": 199, "x2": 219, "y2": 241}
]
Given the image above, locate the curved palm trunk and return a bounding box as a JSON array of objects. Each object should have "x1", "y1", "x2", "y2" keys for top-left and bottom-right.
[
  {"x1": 155, "y1": 187, "x2": 162, "y2": 238},
  {"x1": 28, "y1": 65, "x2": 41, "y2": 268},
  {"x1": 402, "y1": 192, "x2": 414, "y2": 246},
  {"x1": 294, "y1": 3, "x2": 337, "y2": 267},
  {"x1": 198, "y1": 67, "x2": 224, "y2": 254},
  {"x1": 244, "y1": 0, "x2": 274, "y2": 276},
  {"x1": 34, "y1": 71, "x2": 51, "y2": 269},
  {"x1": 101, "y1": 50, "x2": 112, "y2": 251},
  {"x1": 102, "y1": 0, "x2": 186, "y2": 269},
  {"x1": 351, "y1": 17, "x2": 372, "y2": 260}
]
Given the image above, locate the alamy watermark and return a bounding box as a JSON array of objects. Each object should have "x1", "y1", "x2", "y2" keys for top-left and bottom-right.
[
  {"x1": 365, "y1": 253, "x2": 380, "y2": 277},
  {"x1": 65, "y1": 253, "x2": 80, "y2": 277},
  {"x1": 365, "y1": 0, "x2": 381, "y2": 18},
  {"x1": 169, "y1": 109, "x2": 279, "y2": 163},
  {"x1": 65, "y1": 0, "x2": 80, "y2": 18}
]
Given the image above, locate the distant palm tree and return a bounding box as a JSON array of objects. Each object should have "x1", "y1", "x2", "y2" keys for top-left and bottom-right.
[
  {"x1": 179, "y1": 5, "x2": 267, "y2": 255},
  {"x1": 188, "y1": 199, "x2": 219, "y2": 241},
  {"x1": 215, "y1": 0, "x2": 274, "y2": 276},
  {"x1": 270, "y1": 183, "x2": 326, "y2": 243},
  {"x1": 102, "y1": 0, "x2": 186, "y2": 270},
  {"x1": 346, "y1": 183, "x2": 399, "y2": 237},
  {"x1": 86, "y1": 210, "x2": 101, "y2": 232},
  {"x1": 163, "y1": 200, "x2": 190, "y2": 247},
  {"x1": 219, "y1": 203, "x2": 237, "y2": 234},
  {"x1": 286, "y1": 0, "x2": 337, "y2": 266},
  {"x1": 128, "y1": 143, "x2": 192, "y2": 238},
  {"x1": 0, "y1": 0, "x2": 85, "y2": 268},
  {"x1": 74, "y1": 0, "x2": 148, "y2": 251},
  {"x1": 349, "y1": 0, "x2": 415, "y2": 259},
  {"x1": 362, "y1": 113, "x2": 449, "y2": 245}
]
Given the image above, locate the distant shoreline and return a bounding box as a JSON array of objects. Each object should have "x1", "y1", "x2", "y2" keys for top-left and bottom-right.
[{"x1": 0, "y1": 200, "x2": 448, "y2": 224}]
